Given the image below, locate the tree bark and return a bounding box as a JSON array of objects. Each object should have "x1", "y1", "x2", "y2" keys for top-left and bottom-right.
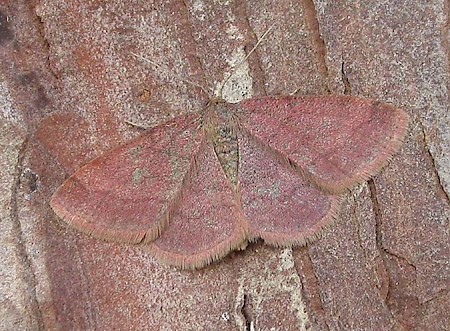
[{"x1": 1, "y1": 1, "x2": 448, "y2": 330}]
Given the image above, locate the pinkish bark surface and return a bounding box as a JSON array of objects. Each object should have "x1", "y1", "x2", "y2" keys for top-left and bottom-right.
[{"x1": 1, "y1": 1, "x2": 448, "y2": 330}]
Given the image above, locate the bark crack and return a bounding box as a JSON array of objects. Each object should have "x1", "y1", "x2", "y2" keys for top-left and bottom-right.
[
  {"x1": 369, "y1": 178, "x2": 397, "y2": 320},
  {"x1": 31, "y1": 3, "x2": 60, "y2": 80},
  {"x1": 341, "y1": 61, "x2": 352, "y2": 95},
  {"x1": 368, "y1": 180, "x2": 384, "y2": 251},
  {"x1": 348, "y1": 191, "x2": 367, "y2": 257},
  {"x1": 240, "y1": 293, "x2": 252, "y2": 331},
  {"x1": 10, "y1": 137, "x2": 45, "y2": 330},
  {"x1": 368, "y1": 180, "x2": 417, "y2": 269},
  {"x1": 235, "y1": 1, "x2": 268, "y2": 96},
  {"x1": 417, "y1": 121, "x2": 450, "y2": 205},
  {"x1": 301, "y1": 0, "x2": 330, "y2": 93},
  {"x1": 300, "y1": 249, "x2": 331, "y2": 331},
  {"x1": 369, "y1": 178, "x2": 419, "y2": 327}
]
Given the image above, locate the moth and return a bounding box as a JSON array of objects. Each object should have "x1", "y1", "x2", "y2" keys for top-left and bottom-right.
[{"x1": 50, "y1": 94, "x2": 408, "y2": 269}]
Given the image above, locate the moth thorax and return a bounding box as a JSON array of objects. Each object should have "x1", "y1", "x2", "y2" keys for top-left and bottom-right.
[{"x1": 212, "y1": 125, "x2": 239, "y2": 187}]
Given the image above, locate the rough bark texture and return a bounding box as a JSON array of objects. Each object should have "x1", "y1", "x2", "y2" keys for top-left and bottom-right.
[{"x1": 1, "y1": 1, "x2": 448, "y2": 330}]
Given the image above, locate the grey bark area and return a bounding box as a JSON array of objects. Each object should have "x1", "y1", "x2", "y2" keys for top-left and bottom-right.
[{"x1": 1, "y1": 1, "x2": 449, "y2": 330}]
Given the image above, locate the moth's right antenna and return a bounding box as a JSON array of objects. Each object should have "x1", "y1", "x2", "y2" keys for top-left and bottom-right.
[{"x1": 216, "y1": 22, "x2": 276, "y2": 100}]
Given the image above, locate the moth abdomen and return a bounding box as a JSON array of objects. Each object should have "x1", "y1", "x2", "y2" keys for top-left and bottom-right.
[{"x1": 212, "y1": 125, "x2": 239, "y2": 186}]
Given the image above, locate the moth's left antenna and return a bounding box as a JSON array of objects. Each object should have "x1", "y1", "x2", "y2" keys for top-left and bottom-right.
[{"x1": 131, "y1": 52, "x2": 212, "y2": 97}]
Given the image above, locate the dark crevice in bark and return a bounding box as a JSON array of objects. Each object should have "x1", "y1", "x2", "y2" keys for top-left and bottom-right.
[
  {"x1": 384, "y1": 251, "x2": 419, "y2": 329},
  {"x1": 341, "y1": 61, "x2": 352, "y2": 95},
  {"x1": 240, "y1": 293, "x2": 252, "y2": 331},
  {"x1": 369, "y1": 180, "x2": 383, "y2": 251},
  {"x1": 30, "y1": 3, "x2": 60, "y2": 80},
  {"x1": 369, "y1": 178, "x2": 398, "y2": 325},
  {"x1": 301, "y1": 0, "x2": 330, "y2": 93},
  {"x1": 298, "y1": 249, "x2": 331, "y2": 330},
  {"x1": 348, "y1": 193, "x2": 367, "y2": 258},
  {"x1": 417, "y1": 122, "x2": 450, "y2": 205},
  {"x1": 383, "y1": 246, "x2": 417, "y2": 272},
  {"x1": 369, "y1": 179, "x2": 394, "y2": 305},
  {"x1": 10, "y1": 137, "x2": 45, "y2": 330},
  {"x1": 424, "y1": 145, "x2": 450, "y2": 204},
  {"x1": 369, "y1": 179, "x2": 419, "y2": 328},
  {"x1": 235, "y1": 1, "x2": 268, "y2": 96}
]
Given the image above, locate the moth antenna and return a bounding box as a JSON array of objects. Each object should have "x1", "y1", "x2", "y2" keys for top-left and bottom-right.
[
  {"x1": 131, "y1": 52, "x2": 212, "y2": 97},
  {"x1": 243, "y1": 22, "x2": 277, "y2": 63},
  {"x1": 124, "y1": 119, "x2": 148, "y2": 130},
  {"x1": 216, "y1": 22, "x2": 276, "y2": 100},
  {"x1": 289, "y1": 86, "x2": 302, "y2": 96}
]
